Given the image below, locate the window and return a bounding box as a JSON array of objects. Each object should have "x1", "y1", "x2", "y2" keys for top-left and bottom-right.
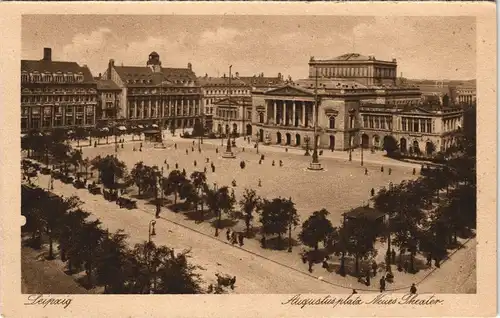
[
  {"x1": 85, "y1": 114, "x2": 94, "y2": 125},
  {"x1": 329, "y1": 116, "x2": 336, "y2": 129},
  {"x1": 402, "y1": 118, "x2": 407, "y2": 131},
  {"x1": 43, "y1": 117, "x2": 51, "y2": 127},
  {"x1": 66, "y1": 116, "x2": 73, "y2": 126},
  {"x1": 427, "y1": 120, "x2": 432, "y2": 133},
  {"x1": 420, "y1": 120, "x2": 426, "y2": 133},
  {"x1": 413, "y1": 120, "x2": 419, "y2": 132}
]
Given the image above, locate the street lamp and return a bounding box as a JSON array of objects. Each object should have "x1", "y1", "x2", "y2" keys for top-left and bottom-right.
[
  {"x1": 148, "y1": 220, "x2": 156, "y2": 243},
  {"x1": 222, "y1": 65, "x2": 236, "y2": 159},
  {"x1": 360, "y1": 135, "x2": 364, "y2": 166},
  {"x1": 155, "y1": 168, "x2": 163, "y2": 218},
  {"x1": 255, "y1": 131, "x2": 260, "y2": 154},
  {"x1": 348, "y1": 109, "x2": 356, "y2": 162},
  {"x1": 304, "y1": 135, "x2": 311, "y2": 156}
]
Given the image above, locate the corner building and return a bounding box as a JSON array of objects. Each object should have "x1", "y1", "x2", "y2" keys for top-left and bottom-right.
[
  {"x1": 21, "y1": 48, "x2": 97, "y2": 133},
  {"x1": 101, "y1": 52, "x2": 203, "y2": 129}
]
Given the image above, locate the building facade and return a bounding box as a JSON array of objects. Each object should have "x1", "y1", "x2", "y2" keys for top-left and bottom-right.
[
  {"x1": 251, "y1": 53, "x2": 464, "y2": 154},
  {"x1": 21, "y1": 48, "x2": 97, "y2": 133},
  {"x1": 308, "y1": 53, "x2": 398, "y2": 86},
  {"x1": 101, "y1": 52, "x2": 203, "y2": 130},
  {"x1": 95, "y1": 78, "x2": 122, "y2": 127},
  {"x1": 212, "y1": 96, "x2": 253, "y2": 136}
]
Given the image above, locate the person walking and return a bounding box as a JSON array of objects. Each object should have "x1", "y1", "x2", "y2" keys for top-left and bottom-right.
[
  {"x1": 370, "y1": 188, "x2": 375, "y2": 197},
  {"x1": 238, "y1": 233, "x2": 244, "y2": 246},
  {"x1": 365, "y1": 168, "x2": 368, "y2": 175},
  {"x1": 410, "y1": 283, "x2": 417, "y2": 294},
  {"x1": 226, "y1": 229, "x2": 231, "y2": 241},
  {"x1": 371, "y1": 261, "x2": 378, "y2": 276},
  {"x1": 379, "y1": 276, "x2": 386, "y2": 292}
]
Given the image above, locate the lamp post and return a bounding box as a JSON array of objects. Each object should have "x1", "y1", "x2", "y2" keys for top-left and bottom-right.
[
  {"x1": 222, "y1": 65, "x2": 236, "y2": 158},
  {"x1": 360, "y1": 135, "x2": 364, "y2": 166},
  {"x1": 348, "y1": 109, "x2": 356, "y2": 162},
  {"x1": 306, "y1": 67, "x2": 323, "y2": 170},
  {"x1": 255, "y1": 131, "x2": 260, "y2": 154},
  {"x1": 304, "y1": 135, "x2": 311, "y2": 156}
]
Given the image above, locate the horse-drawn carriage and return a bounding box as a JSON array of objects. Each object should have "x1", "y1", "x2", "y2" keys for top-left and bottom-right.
[
  {"x1": 73, "y1": 179, "x2": 86, "y2": 189},
  {"x1": 103, "y1": 189, "x2": 119, "y2": 202},
  {"x1": 88, "y1": 183, "x2": 102, "y2": 195},
  {"x1": 215, "y1": 273, "x2": 236, "y2": 290},
  {"x1": 40, "y1": 167, "x2": 51, "y2": 175},
  {"x1": 117, "y1": 196, "x2": 137, "y2": 209},
  {"x1": 60, "y1": 175, "x2": 75, "y2": 184}
]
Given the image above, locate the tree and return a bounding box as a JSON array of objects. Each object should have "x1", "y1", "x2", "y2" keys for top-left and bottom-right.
[
  {"x1": 238, "y1": 188, "x2": 260, "y2": 236},
  {"x1": 74, "y1": 127, "x2": 88, "y2": 147},
  {"x1": 155, "y1": 248, "x2": 203, "y2": 294},
  {"x1": 192, "y1": 120, "x2": 204, "y2": 138},
  {"x1": 66, "y1": 219, "x2": 106, "y2": 287},
  {"x1": 57, "y1": 208, "x2": 90, "y2": 270},
  {"x1": 382, "y1": 135, "x2": 399, "y2": 155},
  {"x1": 95, "y1": 229, "x2": 132, "y2": 293},
  {"x1": 258, "y1": 197, "x2": 299, "y2": 248},
  {"x1": 164, "y1": 170, "x2": 188, "y2": 205},
  {"x1": 41, "y1": 195, "x2": 82, "y2": 259},
  {"x1": 90, "y1": 155, "x2": 103, "y2": 183},
  {"x1": 190, "y1": 171, "x2": 207, "y2": 215},
  {"x1": 205, "y1": 186, "x2": 235, "y2": 236},
  {"x1": 98, "y1": 155, "x2": 128, "y2": 191},
  {"x1": 21, "y1": 186, "x2": 46, "y2": 248},
  {"x1": 342, "y1": 216, "x2": 379, "y2": 276},
  {"x1": 131, "y1": 162, "x2": 158, "y2": 197},
  {"x1": 299, "y1": 208, "x2": 334, "y2": 251}
]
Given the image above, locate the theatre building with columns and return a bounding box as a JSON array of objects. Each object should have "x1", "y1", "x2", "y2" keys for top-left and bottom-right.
[
  {"x1": 101, "y1": 52, "x2": 203, "y2": 129},
  {"x1": 251, "y1": 53, "x2": 464, "y2": 154}
]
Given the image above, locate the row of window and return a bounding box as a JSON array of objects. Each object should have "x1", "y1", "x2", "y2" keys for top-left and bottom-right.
[
  {"x1": 217, "y1": 109, "x2": 238, "y2": 119},
  {"x1": 311, "y1": 66, "x2": 396, "y2": 78},
  {"x1": 443, "y1": 118, "x2": 461, "y2": 132},
  {"x1": 401, "y1": 117, "x2": 433, "y2": 133},
  {"x1": 128, "y1": 106, "x2": 200, "y2": 119},
  {"x1": 362, "y1": 115, "x2": 393, "y2": 130},
  {"x1": 22, "y1": 95, "x2": 97, "y2": 103},
  {"x1": 205, "y1": 89, "x2": 250, "y2": 96},
  {"x1": 22, "y1": 88, "x2": 96, "y2": 94},
  {"x1": 128, "y1": 99, "x2": 199, "y2": 107},
  {"x1": 21, "y1": 106, "x2": 94, "y2": 117},
  {"x1": 21, "y1": 116, "x2": 94, "y2": 130},
  {"x1": 21, "y1": 73, "x2": 85, "y2": 84}
]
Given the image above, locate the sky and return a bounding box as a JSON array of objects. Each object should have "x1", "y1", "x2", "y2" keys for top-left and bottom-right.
[{"x1": 22, "y1": 15, "x2": 476, "y2": 81}]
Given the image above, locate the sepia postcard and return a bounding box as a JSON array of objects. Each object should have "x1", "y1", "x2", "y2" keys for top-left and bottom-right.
[{"x1": 0, "y1": 2, "x2": 496, "y2": 317}]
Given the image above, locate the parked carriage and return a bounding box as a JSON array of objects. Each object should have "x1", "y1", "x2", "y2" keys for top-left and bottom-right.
[
  {"x1": 88, "y1": 183, "x2": 102, "y2": 195},
  {"x1": 117, "y1": 196, "x2": 137, "y2": 209}
]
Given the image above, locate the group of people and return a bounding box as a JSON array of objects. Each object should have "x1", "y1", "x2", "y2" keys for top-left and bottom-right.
[{"x1": 226, "y1": 229, "x2": 244, "y2": 246}]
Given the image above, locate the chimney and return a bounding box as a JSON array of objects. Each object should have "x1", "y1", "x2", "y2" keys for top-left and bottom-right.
[
  {"x1": 108, "y1": 59, "x2": 115, "y2": 80},
  {"x1": 187, "y1": 62, "x2": 192, "y2": 71},
  {"x1": 43, "y1": 48, "x2": 52, "y2": 61}
]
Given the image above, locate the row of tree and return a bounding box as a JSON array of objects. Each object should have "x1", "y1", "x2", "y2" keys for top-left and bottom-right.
[{"x1": 21, "y1": 185, "x2": 205, "y2": 294}]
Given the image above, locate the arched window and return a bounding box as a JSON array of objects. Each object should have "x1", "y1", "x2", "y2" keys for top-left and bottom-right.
[
  {"x1": 329, "y1": 116, "x2": 336, "y2": 129},
  {"x1": 259, "y1": 112, "x2": 264, "y2": 123}
]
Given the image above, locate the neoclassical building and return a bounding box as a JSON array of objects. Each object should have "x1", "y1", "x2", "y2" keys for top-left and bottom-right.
[
  {"x1": 101, "y1": 52, "x2": 203, "y2": 129},
  {"x1": 252, "y1": 53, "x2": 464, "y2": 154},
  {"x1": 21, "y1": 48, "x2": 97, "y2": 133},
  {"x1": 95, "y1": 78, "x2": 122, "y2": 127},
  {"x1": 212, "y1": 96, "x2": 253, "y2": 136}
]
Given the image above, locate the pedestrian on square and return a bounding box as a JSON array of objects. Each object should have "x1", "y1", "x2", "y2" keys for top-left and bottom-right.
[
  {"x1": 164, "y1": 159, "x2": 167, "y2": 164},
  {"x1": 121, "y1": 144, "x2": 124, "y2": 149},
  {"x1": 94, "y1": 141, "x2": 97, "y2": 148},
  {"x1": 192, "y1": 140, "x2": 195, "y2": 146},
  {"x1": 413, "y1": 167, "x2": 416, "y2": 175},
  {"x1": 175, "y1": 163, "x2": 179, "y2": 169},
  {"x1": 206, "y1": 157, "x2": 209, "y2": 163},
  {"x1": 194, "y1": 160, "x2": 197, "y2": 167},
  {"x1": 186, "y1": 149, "x2": 189, "y2": 155},
  {"x1": 242, "y1": 147, "x2": 245, "y2": 152},
  {"x1": 198, "y1": 148, "x2": 201, "y2": 153},
  {"x1": 231, "y1": 232, "x2": 237, "y2": 245},
  {"x1": 352, "y1": 289, "x2": 358, "y2": 294},
  {"x1": 133, "y1": 147, "x2": 136, "y2": 151},
  {"x1": 365, "y1": 168, "x2": 368, "y2": 175},
  {"x1": 192, "y1": 147, "x2": 194, "y2": 152},
  {"x1": 258, "y1": 179, "x2": 262, "y2": 187},
  {"x1": 238, "y1": 233, "x2": 244, "y2": 246},
  {"x1": 167, "y1": 164, "x2": 170, "y2": 170},
  {"x1": 259, "y1": 159, "x2": 262, "y2": 164},
  {"x1": 381, "y1": 166, "x2": 384, "y2": 172},
  {"x1": 308, "y1": 260, "x2": 313, "y2": 273},
  {"x1": 279, "y1": 160, "x2": 283, "y2": 167},
  {"x1": 232, "y1": 179, "x2": 237, "y2": 187},
  {"x1": 372, "y1": 261, "x2": 378, "y2": 276},
  {"x1": 216, "y1": 148, "x2": 219, "y2": 154},
  {"x1": 370, "y1": 188, "x2": 375, "y2": 196},
  {"x1": 285, "y1": 148, "x2": 288, "y2": 152},
  {"x1": 261, "y1": 154, "x2": 265, "y2": 161},
  {"x1": 388, "y1": 168, "x2": 392, "y2": 175},
  {"x1": 182, "y1": 169, "x2": 186, "y2": 176},
  {"x1": 212, "y1": 165, "x2": 216, "y2": 173},
  {"x1": 140, "y1": 142, "x2": 143, "y2": 148},
  {"x1": 410, "y1": 283, "x2": 417, "y2": 294},
  {"x1": 272, "y1": 160, "x2": 275, "y2": 166},
  {"x1": 174, "y1": 143, "x2": 177, "y2": 149},
  {"x1": 226, "y1": 229, "x2": 231, "y2": 241},
  {"x1": 139, "y1": 148, "x2": 142, "y2": 152},
  {"x1": 379, "y1": 277, "x2": 386, "y2": 292}
]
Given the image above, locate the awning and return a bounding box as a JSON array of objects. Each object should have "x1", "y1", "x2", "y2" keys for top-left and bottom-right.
[
  {"x1": 138, "y1": 125, "x2": 144, "y2": 129},
  {"x1": 151, "y1": 124, "x2": 159, "y2": 128},
  {"x1": 117, "y1": 126, "x2": 127, "y2": 131},
  {"x1": 100, "y1": 127, "x2": 110, "y2": 132},
  {"x1": 67, "y1": 130, "x2": 75, "y2": 134}
]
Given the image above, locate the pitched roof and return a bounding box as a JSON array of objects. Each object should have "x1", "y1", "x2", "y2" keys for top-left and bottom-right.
[
  {"x1": 238, "y1": 76, "x2": 284, "y2": 87},
  {"x1": 113, "y1": 66, "x2": 197, "y2": 87},
  {"x1": 96, "y1": 79, "x2": 121, "y2": 91},
  {"x1": 21, "y1": 60, "x2": 95, "y2": 83},
  {"x1": 213, "y1": 96, "x2": 252, "y2": 106},
  {"x1": 198, "y1": 76, "x2": 248, "y2": 87}
]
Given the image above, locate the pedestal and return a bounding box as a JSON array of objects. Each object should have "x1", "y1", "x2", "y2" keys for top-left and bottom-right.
[
  {"x1": 222, "y1": 151, "x2": 236, "y2": 159},
  {"x1": 307, "y1": 162, "x2": 324, "y2": 171}
]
